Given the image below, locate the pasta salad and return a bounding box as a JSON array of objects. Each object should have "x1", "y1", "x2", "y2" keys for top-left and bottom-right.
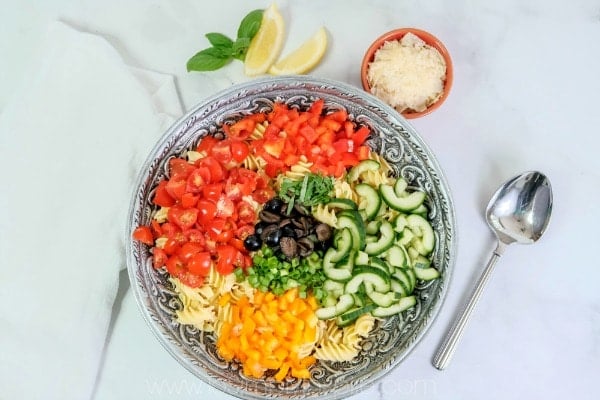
[{"x1": 132, "y1": 99, "x2": 439, "y2": 381}]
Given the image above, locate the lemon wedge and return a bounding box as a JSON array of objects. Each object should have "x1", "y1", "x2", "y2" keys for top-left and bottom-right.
[
  {"x1": 244, "y1": 3, "x2": 285, "y2": 76},
  {"x1": 268, "y1": 27, "x2": 328, "y2": 75}
]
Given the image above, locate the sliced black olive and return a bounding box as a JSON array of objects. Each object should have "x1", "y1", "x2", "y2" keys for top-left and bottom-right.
[
  {"x1": 264, "y1": 197, "x2": 284, "y2": 213},
  {"x1": 265, "y1": 228, "x2": 282, "y2": 247},
  {"x1": 260, "y1": 224, "x2": 279, "y2": 243},
  {"x1": 314, "y1": 240, "x2": 330, "y2": 252},
  {"x1": 297, "y1": 237, "x2": 314, "y2": 257},
  {"x1": 280, "y1": 225, "x2": 297, "y2": 238},
  {"x1": 254, "y1": 221, "x2": 268, "y2": 236},
  {"x1": 243, "y1": 234, "x2": 262, "y2": 251},
  {"x1": 278, "y1": 218, "x2": 292, "y2": 228},
  {"x1": 259, "y1": 210, "x2": 281, "y2": 223},
  {"x1": 280, "y1": 237, "x2": 298, "y2": 258},
  {"x1": 315, "y1": 223, "x2": 332, "y2": 241}
]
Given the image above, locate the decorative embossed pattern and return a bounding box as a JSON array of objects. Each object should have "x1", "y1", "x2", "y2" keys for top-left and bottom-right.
[{"x1": 126, "y1": 76, "x2": 456, "y2": 400}]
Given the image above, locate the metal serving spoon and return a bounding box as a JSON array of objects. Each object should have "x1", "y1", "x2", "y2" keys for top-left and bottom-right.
[{"x1": 433, "y1": 171, "x2": 553, "y2": 370}]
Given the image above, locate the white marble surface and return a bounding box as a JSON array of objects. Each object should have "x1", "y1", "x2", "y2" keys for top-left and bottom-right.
[{"x1": 1, "y1": 0, "x2": 599, "y2": 399}]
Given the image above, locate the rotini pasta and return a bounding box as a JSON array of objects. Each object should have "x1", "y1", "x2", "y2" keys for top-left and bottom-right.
[
  {"x1": 314, "y1": 314, "x2": 376, "y2": 362},
  {"x1": 170, "y1": 267, "x2": 253, "y2": 333},
  {"x1": 249, "y1": 121, "x2": 267, "y2": 140}
]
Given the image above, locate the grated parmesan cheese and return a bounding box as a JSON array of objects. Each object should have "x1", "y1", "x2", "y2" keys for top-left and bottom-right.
[{"x1": 367, "y1": 32, "x2": 446, "y2": 113}]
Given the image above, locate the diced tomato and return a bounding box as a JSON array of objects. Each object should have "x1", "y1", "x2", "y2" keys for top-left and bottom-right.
[
  {"x1": 252, "y1": 187, "x2": 275, "y2": 203},
  {"x1": 235, "y1": 224, "x2": 254, "y2": 241},
  {"x1": 132, "y1": 226, "x2": 154, "y2": 245},
  {"x1": 181, "y1": 192, "x2": 199, "y2": 208},
  {"x1": 229, "y1": 237, "x2": 246, "y2": 252},
  {"x1": 228, "y1": 118, "x2": 256, "y2": 140},
  {"x1": 153, "y1": 181, "x2": 176, "y2": 207},
  {"x1": 206, "y1": 218, "x2": 235, "y2": 243},
  {"x1": 165, "y1": 255, "x2": 185, "y2": 276},
  {"x1": 210, "y1": 141, "x2": 232, "y2": 164},
  {"x1": 201, "y1": 183, "x2": 223, "y2": 203},
  {"x1": 216, "y1": 244, "x2": 238, "y2": 274},
  {"x1": 216, "y1": 195, "x2": 235, "y2": 218},
  {"x1": 187, "y1": 252, "x2": 212, "y2": 276},
  {"x1": 178, "y1": 271, "x2": 205, "y2": 288},
  {"x1": 152, "y1": 247, "x2": 168, "y2": 269},
  {"x1": 198, "y1": 156, "x2": 224, "y2": 182},
  {"x1": 165, "y1": 178, "x2": 187, "y2": 200},
  {"x1": 168, "y1": 206, "x2": 198, "y2": 230},
  {"x1": 177, "y1": 241, "x2": 204, "y2": 262},
  {"x1": 196, "y1": 136, "x2": 219, "y2": 153},
  {"x1": 184, "y1": 228, "x2": 205, "y2": 244},
  {"x1": 151, "y1": 220, "x2": 163, "y2": 237},
  {"x1": 237, "y1": 201, "x2": 257, "y2": 224},
  {"x1": 186, "y1": 167, "x2": 211, "y2": 193},
  {"x1": 196, "y1": 199, "x2": 217, "y2": 225},
  {"x1": 163, "y1": 238, "x2": 179, "y2": 255},
  {"x1": 230, "y1": 140, "x2": 249, "y2": 163},
  {"x1": 169, "y1": 158, "x2": 195, "y2": 180},
  {"x1": 160, "y1": 222, "x2": 180, "y2": 237}
]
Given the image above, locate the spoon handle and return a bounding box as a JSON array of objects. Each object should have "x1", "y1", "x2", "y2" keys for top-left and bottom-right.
[{"x1": 432, "y1": 242, "x2": 506, "y2": 370}]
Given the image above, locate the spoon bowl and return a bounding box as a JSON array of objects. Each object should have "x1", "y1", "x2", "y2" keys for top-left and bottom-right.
[{"x1": 433, "y1": 171, "x2": 553, "y2": 370}]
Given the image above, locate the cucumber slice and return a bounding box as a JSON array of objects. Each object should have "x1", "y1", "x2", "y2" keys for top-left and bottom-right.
[
  {"x1": 398, "y1": 228, "x2": 414, "y2": 246},
  {"x1": 326, "y1": 198, "x2": 358, "y2": 210},
  {"x1": 335, "y1": 304, "x2": 377, "y2": 326},
  {"x1": 372, "y1": 295, "x2": 416, "y2": 317},
  {"x1": 393, "y1": 177, "x2": 408, "y2": 196},
  {"x1": 347, "y1": 159, "x2": 380, "y2": 182},
  {"x1": 366, "y1": 288, "x2": 403, "y2": 307},
  {"x1": 390, "y1": 277, "x2": 409, "y2": 297},
  {"x1": 323, "y1": 248, "x2": 353, "y2": 282},
  {"x1": 406, "y1": 214, "x2": 435, "y2": 254},
  {"x1": 401, "y1": 267, "x2": 417, "y2": 290},
  {"x1": 331, "y1": 228, "x2": 353, "y2": 262},
  {"x1": 412, "y1": 204, "x2": 428, "y2": 218},
  {"x1": 414, "y1": 267, "x2": 440, "y2": 281},
  {"x1": 393, "y1": 214, "x2": 408, "y2": 233},
  {"x1": 369, "y1": 257, "x2": 393, "y2": 275},
  {"x1": 385, "y1": 245, "x2": 408, "y2": 268},
  {"x1": 355, "y1": 183, "x2": 381, "y2": 220},
  {"x1": 345, "y1": 265, "x2": 391, "y2": 294},
  {"x1": 323, "y1": 279, "x2": 345, "y2": 293},
  {"x1": 379, "y1": 184, "x2": 426, "y2": 212},
  {"x1": 315, "y1": 294, "x2": 355, "y2": 320},
  {"x1": 364, "y1": 220, "x2": 395, "y2": 256},
  {"x1": 392, "y1": 269, "x2": 413, "y2": 293},
  {"x1": 366, "y1": 220, "x2": 382, "y2": 235},
  {"x1": 354, "y1": 251, "x2": 369, "y2": 265},
  {"x1": 412, "y1": 254, "x2": 432, "y2": 269},
  {"x1": 337, "y1": 210, "x2": 366, "y2": 251}
]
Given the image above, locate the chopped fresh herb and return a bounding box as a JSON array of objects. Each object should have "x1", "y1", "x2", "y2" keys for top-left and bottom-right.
[
  {"x1": 279, "y1": 173, "x2": 334, "y2": 214},
  {"x1": 187, "y1": 9, "x2": 263, "y2": 72}
]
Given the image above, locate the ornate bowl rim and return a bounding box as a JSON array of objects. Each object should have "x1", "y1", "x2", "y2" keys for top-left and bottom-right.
[{"x1": 126, "y1": 75, "x2": 457, "y2": 400}]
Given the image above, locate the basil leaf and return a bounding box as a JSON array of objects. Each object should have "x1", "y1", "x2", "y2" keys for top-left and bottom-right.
[
  {"x1": 205, "y1": 32, "x2": 234, "y2": 49},
  {"x1": 186, "y1": 47, "x2": 230, "y2": 72},
  {"x1": 231, "y1": 37, "x2": 251, "y2": 60},
  {"x1": 237, "y1": 9, "x2": 263, "y2": 39}
]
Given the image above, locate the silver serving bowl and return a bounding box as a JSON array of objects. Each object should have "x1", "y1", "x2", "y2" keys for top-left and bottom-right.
[{"x1": 126, "y1": 76, "x2": 456, "y2": 400}]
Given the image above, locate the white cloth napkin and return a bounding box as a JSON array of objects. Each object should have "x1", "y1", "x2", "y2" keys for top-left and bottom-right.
[{"x1": 0, "y1": 21, "x2": 182, "y2": 400}]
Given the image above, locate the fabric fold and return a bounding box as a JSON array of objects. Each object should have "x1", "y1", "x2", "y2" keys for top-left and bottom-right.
[{"x1": 0, "y1": 21, "x2": 182, "y2": 400}]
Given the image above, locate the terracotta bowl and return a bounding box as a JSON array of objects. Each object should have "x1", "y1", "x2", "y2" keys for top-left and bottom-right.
[{"x1": 361, "y1": 28, "x2": 453, "y2": 119}]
